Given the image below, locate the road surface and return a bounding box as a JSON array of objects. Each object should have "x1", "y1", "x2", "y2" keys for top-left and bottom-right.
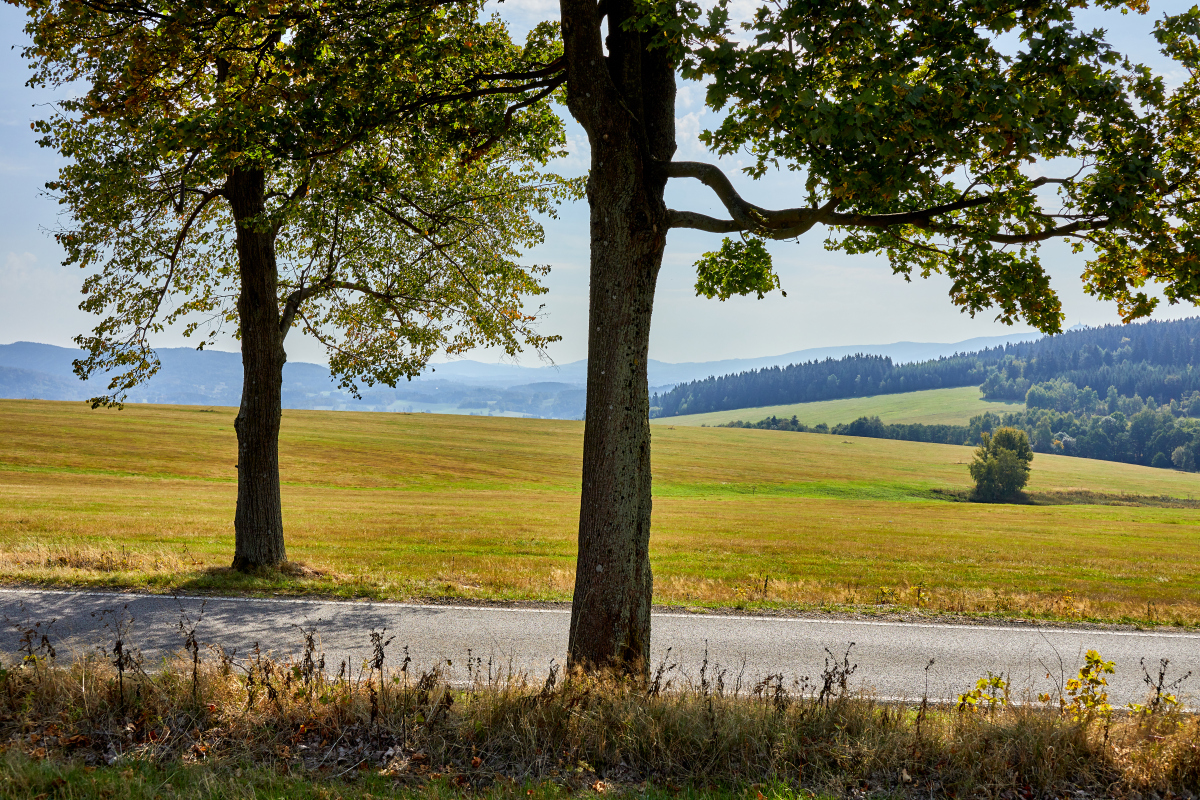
[{"x1": 2, "y1": 588, "x2": 1196, "y2": 706}]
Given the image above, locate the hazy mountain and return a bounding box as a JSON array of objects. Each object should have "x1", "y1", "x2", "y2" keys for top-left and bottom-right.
[
  {"x1": 0, "y1": 341, "x2": 587, "y2": 418},
  {"x1": 0, "y1": 331, "x2": 1040, "y2": 419},
  {"x1": 423, "y1": 331, "x2": 1041, "y2": 387}
]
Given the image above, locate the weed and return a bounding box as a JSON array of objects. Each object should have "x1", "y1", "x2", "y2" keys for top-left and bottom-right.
[
  {"x1": 816, "y1": 644, "x2": 856, "y2": 707},
  {"x1": 1038, "y1": 649, "x2": 1115, "y2": 723},
  {"x1": 91, "y1": 605, "x2": 144, "y2": 711},
  {"x1": 956, "y1": 672, "x2": 1009, "y2": 716},
  {"x1": 176, "y1": 598, "x2": 206, "y2": 707},
  {"x1": 647, "y1": 648, "x2": 677, "y2": 698},
  {"x1": 3, "y1": 604, "x2": 56, "y2": 678},
  {"x1": 1128, "y1": 657, "x2": 1191, "y2": 718}
]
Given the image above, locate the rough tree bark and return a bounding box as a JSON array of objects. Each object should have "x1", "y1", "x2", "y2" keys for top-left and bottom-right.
[
  {"x1": 562, "y1": 0, "x2": 676, "y2": 672},
  {"x1": 226, "y1": 166, "x2": 288, "y2": 571}
]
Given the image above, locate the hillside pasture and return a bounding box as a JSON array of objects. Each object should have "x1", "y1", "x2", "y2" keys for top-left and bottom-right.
[
  {"x1": 1, "y1": 399, "x2": 1198, "y2": 625},
  {"x1": 653, "y1": 385, "x2": 1023, "y2": 427}
]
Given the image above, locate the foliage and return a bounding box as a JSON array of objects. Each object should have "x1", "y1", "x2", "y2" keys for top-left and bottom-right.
[
  {"x1": 957, "y1": 672, "x2": 1010, "y2": 715},
  {"x1": 722, "y1": 414, "x2": 968, "y2": 444},
  {"x1": 654, "y1": 353, "x2": 993, "y2": 417},
  {"x1": 19, "y1": 0, "x2": 576, "y2": 404},
  {"x1": 970, "y1": 404, "x2": 1200, "y2": 470},
  {"x1": 978, "y1": 316, "x2": 1200, "y2": 404},
  {"x1": 731, "y1": 402, "x2": 1200, "y2": 474},
  {"x1": 831, "y1": 416, "x2": 968, "y2": 445},
  {"x1": 1126, "y1": 658, "x2": 1191, "y2": 720},
  {"x1": 650, "y1": 0, "x2": 1200, "y2": 333},
  {"x1": 720, "y1": 415, "x2": 827, "y2": 433},
  {"x1": 693, "y1": 237, "x2": 783, "y2": 301},
  {"x1": 1039, "y1": 649, "x2": 1116, "y2": 723},
  {"x1": 968, "y1": 427, "x2": 1033, "y2": 502}
]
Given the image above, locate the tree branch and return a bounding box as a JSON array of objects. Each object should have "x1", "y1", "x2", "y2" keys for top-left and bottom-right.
[
  {"x1": 463, "y1": 81, "x2": 562, "y2": 164},
  {"x1": 665, "y1": 161, "x2": 1106, "y2": 244},
  {"x1": 664, "y1": 161, "x2": 838, "y2": 237},
  {"x1": 665, "y1": 210, "x2": 742, "y2": 234},
  {"x1": 142, "y1": 188, "x2": 222, "y2": 335}
]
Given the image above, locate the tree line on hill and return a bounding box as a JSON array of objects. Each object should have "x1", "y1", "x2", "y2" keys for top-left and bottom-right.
[
  {"x1": 653, "y1": 352, "x2": 1001, "y2": 416},
  {"x1": 654, "y1": 317, "x2": 1200, "y2": 418},
  {"x1": 721, "y1": 414, "x2": 969, "y2": 445},
  {"x1": 682, "y1": 315, "x2": 1200, "y2": 472},
  {"x1": 722, "y1": 387, "x2": 1200, "y2": 472}
]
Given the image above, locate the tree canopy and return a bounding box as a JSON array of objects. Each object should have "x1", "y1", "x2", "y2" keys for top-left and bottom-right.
[
  {"x1": 24, "y1": 0, "x2": 575, "y2": 402},
  {"x1": 20, "y1": 0, "x2": 576, "y2": 570},
  {"x1": 644, "y1": 0, "x2": 1200, "y2": 331},
  {"x1": 969, "y1": 427, "x2": 1035, "y2": 501}
]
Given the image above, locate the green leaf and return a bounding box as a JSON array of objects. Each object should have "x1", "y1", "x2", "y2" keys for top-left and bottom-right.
[{"x1": 694, "y1": 237, "x2": 783, "y2": 301}]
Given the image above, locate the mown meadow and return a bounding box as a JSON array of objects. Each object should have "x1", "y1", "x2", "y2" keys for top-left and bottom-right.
[
  {"x1": 652, "y1": 386, "x2": 1024, "y2": 428},
  {"x1": 2, "y1": 399, "x2": 1198, "y2": 625}
]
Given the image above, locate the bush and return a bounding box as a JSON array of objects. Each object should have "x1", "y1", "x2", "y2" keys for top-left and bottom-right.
[{"x1": 969, "y1": 427, "x2": 1033, "y2": 502}]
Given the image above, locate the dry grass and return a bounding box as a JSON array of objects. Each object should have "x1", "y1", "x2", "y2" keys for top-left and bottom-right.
[
  {"x1": 2, "y1": 400, "x2": 1200, "y2": 626},
  {"x1": 0, "y1": 629, "x2": 1197, "y2": 799}
]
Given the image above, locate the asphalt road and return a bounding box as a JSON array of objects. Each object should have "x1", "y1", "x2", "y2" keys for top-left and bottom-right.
[{"x1": 2, "y1": 588, "x2": 1197, "y2": 707}]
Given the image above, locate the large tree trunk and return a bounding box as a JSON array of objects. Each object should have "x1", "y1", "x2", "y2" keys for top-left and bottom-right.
[
  {"x1": 566, "y1": 158, "x2": 666, "y2": 671},
  {"x1": 226, "y1": 166, "x2": 288, "y2": 571},
  {"x1": 562, "y1": 0, "x2": 676, "y2": 672}
]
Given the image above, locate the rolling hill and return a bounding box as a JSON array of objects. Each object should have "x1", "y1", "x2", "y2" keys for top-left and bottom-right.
[{"x1": 650, "y1": 386, "x2": 1025, "y2": 428}]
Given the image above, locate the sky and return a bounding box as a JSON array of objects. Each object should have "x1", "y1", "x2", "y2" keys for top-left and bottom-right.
[{"x1": 1, "y1": 1, "x2": 1198, "y2": 370}]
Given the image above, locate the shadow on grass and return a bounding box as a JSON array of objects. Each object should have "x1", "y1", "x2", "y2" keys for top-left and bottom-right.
[
  {"x1": 173, "y1": 562, "x2": 386, "y2": 601},
  {"x1": 925, "y1": 487, "x2": 1200, "y2": 508}
]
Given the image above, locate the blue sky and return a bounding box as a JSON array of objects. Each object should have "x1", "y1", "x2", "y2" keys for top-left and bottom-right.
[{"x1": 1, "y1": 1, "x2": 1197, "y2": 369}]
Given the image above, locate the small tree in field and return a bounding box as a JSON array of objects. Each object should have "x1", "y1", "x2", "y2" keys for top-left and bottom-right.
[{"x1": 969, "y1": 428, "x2": 1034, "y2": 502}]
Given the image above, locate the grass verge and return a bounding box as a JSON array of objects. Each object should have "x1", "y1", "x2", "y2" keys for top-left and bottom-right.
[{"x1": 0, "y1": 631, "x2": 1197, "y2": 800}]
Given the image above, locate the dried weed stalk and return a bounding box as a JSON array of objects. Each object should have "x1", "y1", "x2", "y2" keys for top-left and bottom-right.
[{"x1": 0, "y1": 626, "x2": 1196, "y2": 798}]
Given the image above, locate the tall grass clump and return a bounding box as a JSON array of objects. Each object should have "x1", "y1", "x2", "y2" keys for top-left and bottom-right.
[{"x1": 0, "y1": 623, "x2": 1196, "y2": 799}]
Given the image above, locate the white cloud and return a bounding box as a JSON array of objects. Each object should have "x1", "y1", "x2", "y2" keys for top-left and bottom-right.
[
  {"x1": 675, "y1": 81, "x2": 712, "y2": 112},
  {"x1": 675, "y1": 110, "x2": 708, "y2": 157},
  {"x1": 3, "y1": 250, "x2": 37, "y2": 276}
]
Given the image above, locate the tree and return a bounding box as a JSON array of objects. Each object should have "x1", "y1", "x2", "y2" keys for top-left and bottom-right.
[
  {"x1": 552, "y1": 0, "x2": 1200, "y2": 671},
  {"x1": 969, "y1": 427, "x2": 1034, "y2": 501},
  {"x1": 20, "y1": 0, "x2": 574, "y2": 570}
]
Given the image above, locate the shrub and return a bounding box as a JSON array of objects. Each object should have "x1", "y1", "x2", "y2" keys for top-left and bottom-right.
[{"x1": 969, "y1": 427, "x2": 1033, "y2": 502}]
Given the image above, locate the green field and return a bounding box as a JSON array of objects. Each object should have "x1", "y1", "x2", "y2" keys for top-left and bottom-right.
[
  {"x1": 2, "y1": 399, "x2": 1198, "y2": 625},
  {"x1": 652, "y1": 385, "x2": 1024, "y2": 427}
]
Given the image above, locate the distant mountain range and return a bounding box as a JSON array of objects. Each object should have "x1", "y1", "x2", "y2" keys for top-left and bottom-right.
[
  {"x1": 0, "y1": 331, "x2": 1041, "y2": 419},
  {"x1": 415, "y1": 331, "x2": 1044, "y2": 386}
]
